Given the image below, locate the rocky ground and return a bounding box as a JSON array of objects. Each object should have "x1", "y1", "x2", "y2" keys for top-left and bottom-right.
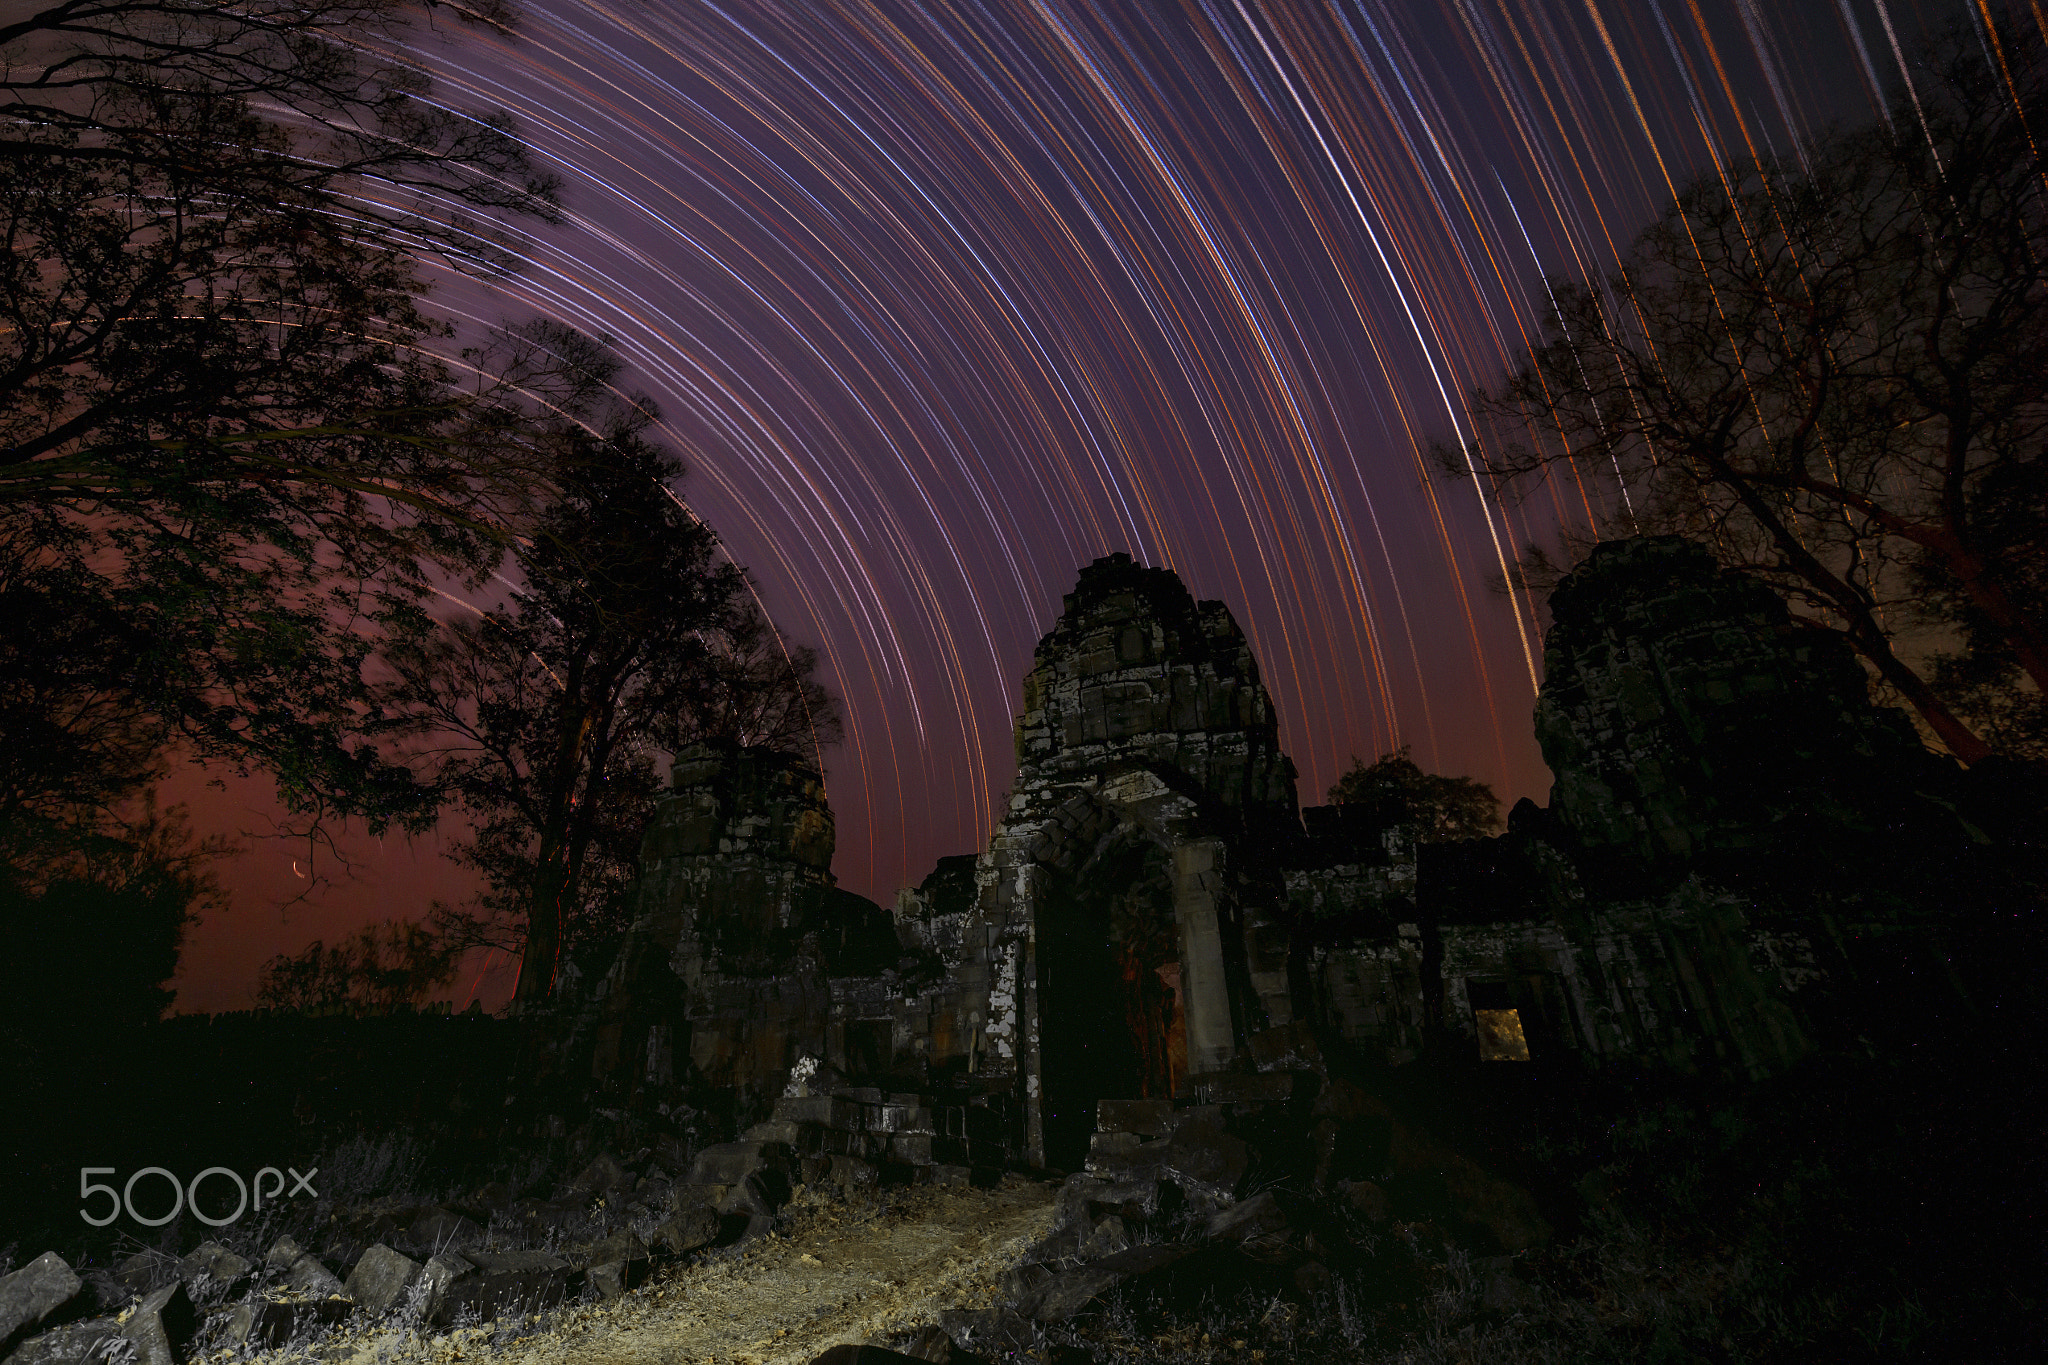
[{"x1": 250, "y1": 1180, "x2": 1057, "y2": 1365}]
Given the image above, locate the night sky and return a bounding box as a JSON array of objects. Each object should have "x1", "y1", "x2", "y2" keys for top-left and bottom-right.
[{"x1": 170, "y1": 0, "x2": 1949, "y2": 1012}]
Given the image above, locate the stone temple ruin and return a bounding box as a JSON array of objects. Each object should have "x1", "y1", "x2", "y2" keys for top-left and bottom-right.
[{"x1": 574, "y1": 537, "x2": 2009, "y2": 1175}]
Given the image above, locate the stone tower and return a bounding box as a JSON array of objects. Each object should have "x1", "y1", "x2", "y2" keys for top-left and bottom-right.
[
  {"x1": 589, "y1": 742, "x2": 895, "y2": 1116},
  {"x1": 1534, "y1": 536, "x2": 1939, "y2": 892},
  {"x1": 967, "y1": 553, "x2": 1302, "y2": 1168}
]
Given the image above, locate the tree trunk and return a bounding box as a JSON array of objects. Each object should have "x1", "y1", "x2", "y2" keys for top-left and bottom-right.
[{"x1": 515, "y1": 843, "x2": 568, "y2": 1005}]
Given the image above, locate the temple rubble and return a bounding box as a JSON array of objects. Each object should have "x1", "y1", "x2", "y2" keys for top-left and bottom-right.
[{"x1": 573, "y1": 538, "x2": 2013, "y2": 1173}]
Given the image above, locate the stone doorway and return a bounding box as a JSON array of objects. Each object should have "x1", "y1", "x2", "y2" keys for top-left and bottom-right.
[{"x1": 1036, "y1": 829, "x2": 1189, "y2": 1170}]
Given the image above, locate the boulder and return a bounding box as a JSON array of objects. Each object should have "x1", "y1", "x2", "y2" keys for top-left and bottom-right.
[
  {"x1": 262, "y1": 1238, "x2": 306, "y2": 1271},
  {"x1": 119, "y1": 1282, "x2": 196, "y2": 1365},
  {"x1": 424, "y1": 1251, "x2": 573, "y2": 1326},
  {"x1": 281, "y1": 1254, "x2": 345, "y2": 1299},
  {"x1": 565, "y1": 1154, "x2": 630, "y2": 1199},
  {"x1": 649, "y1": 1206, "x2": 720, "y2": 1257},
  {"x1": 342, "y1": 1245, "x2": 420, "y2": 1316},
  {"x1": 221, "y1": 1296, "x2": 353, "y2": 1350},
  {"x1": 414, "y1": 1253, "x2": 474, "y2": 1326},
  {"x1": 685, "y1": 1141, "x2": 794, "y2": 1186},
  {"x1": 582, "y1": 1232, "x2": 650, "y2": 1300},
  {"x1": 0, "y1": 1253, "x2": 81, "y2": 1351},
  {"x1": 1095, "y1": 1098, "x2": 1173, "y2": 1136},
  {"x1": 1078, "y1": 1217, "x2": 1131, "y2": 1260},
  {"x1": 0, "y1": 1317, "x2": 124, "y2": 1365},
  {"x1": 110, "y1": 1253, "x2": 164, "y2": 1296},
  {"x1": 1202, "y1": 1191, "x2": 1290, "y2": 1244},
  {"x1": 172, "y1": 1244, "x2": 250, "y2": 1304}
]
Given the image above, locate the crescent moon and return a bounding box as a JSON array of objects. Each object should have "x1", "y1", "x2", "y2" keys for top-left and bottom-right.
[{"x1": 291, "y1": 860, "x2": 306, "y2": 879}]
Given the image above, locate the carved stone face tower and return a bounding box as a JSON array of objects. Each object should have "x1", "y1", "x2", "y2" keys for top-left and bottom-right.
[{"x1": 971, "y1": 553, "x2": 1300, "y2": 1168}]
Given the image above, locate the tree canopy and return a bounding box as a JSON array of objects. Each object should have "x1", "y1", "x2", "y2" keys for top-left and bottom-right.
[
  {"x1": 1443, "y1": 13, "x2": 2045, "y2": 764},
  {"x1": 1328, "y1": 748, "x2": 1501, "y2": 843},
  {"x1": 384, "y1": 372, "x2": 841, "y2": 1006},
  {"x1": 1, "y1": 1, "x2": 570, "y2": 847}
]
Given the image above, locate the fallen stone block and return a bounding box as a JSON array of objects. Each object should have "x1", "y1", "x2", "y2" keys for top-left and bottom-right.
[
  {"x1": 342, "y1": 1245, "x2": 420, "y2": 1316},
  {"x1": 427, "y1": 1251, "x2": 573, "y2": 1325},
  {"x1": 685, "y1": 1141, "x2": 794, "y2": 1187},
  {"x1": 119, "y1": 1282, "x2": 197, "y2": 1365},
  {"x1": 282, "y1": 1254, "x2": 344, "y2": 1299},
  {"x1": 414, "y1": 1253, "x2": 473, "y2": 1326},
  {"x1": 1079, "y1": 1216, "x2": 1131, "y2": 1260},
  {"x1": 586, "y1": 1256, "x2": 650, "y2": 1300},
  {"x1": 172, "y1": 1242, "x2": 251, "y2": 1300},
  {"x1": 874, "y1": 1103, "x2": 934, "y2": 1134},
  {"x1": 1, "y1": 1316, "x2": 125, "y2": 1365},
  {"x1": 1154, "y1": 1113, "x2": 1249, "y2": 1208},
  {"x1": 221, "y1": 1295, "x2": 354, "y2": 1350},
  {"x1": 1202, "y1": 1191, "x2": 1290, "y2": 1244},
  {"x1": 742, "y1": 1119, "x2": 803, "y2": 1145},
  {"x1": 772, "y1": 1095, "x2": 862, "y2": 1130},
  {"x1": 650, "y1": 1205, "x2": 721, "y2": 1257},
  {"x1": 1200, "y1": 1071, "x2": 1304, "y2": 1107},
  {"x1": 111, "y1": 1253, "x2": 165, "y2": 1296},
  {"x1": 0, "y1": 1253, "x2": 81, "y2": 1351},
  {"x1": 1096, "y1": 1098, "x2": 1173, "y2": 1136},
  {"x1": 565, "y1": 1153, "x2": 629, "y2": 1198},
  {"x1": 262, "y1": 1238, "x2": 305, "y2": 1271}
]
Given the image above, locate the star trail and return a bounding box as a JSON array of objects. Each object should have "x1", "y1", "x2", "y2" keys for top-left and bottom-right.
[
  {"x1": 164, "y1": 0, "x2": 1997, "y2": 1007},
  {"x1": 384, "y1": 0, "x2": 1964, "y2": 906}
]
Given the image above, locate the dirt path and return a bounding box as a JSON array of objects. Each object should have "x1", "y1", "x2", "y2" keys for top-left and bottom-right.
[{"x1": 300, "y1": 1180, "x2": 1057, "y2": 1365}]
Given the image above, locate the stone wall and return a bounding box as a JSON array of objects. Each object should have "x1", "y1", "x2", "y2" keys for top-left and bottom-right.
[{"x1": 578, "y1": 538, "x2": 2021, "y2": 1170}]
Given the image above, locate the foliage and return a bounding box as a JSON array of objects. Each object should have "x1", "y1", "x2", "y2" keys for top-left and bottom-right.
[
  {"x1": 0, "y1": 1, "x2": 571, "y2": 833},
  {"x1": 255, "y1": 918, "x2": 464, "y2": 1014},
  {"x1": 0, "y1": 796, "x2": 228, "y2": 1030},
  {"x1": 385, "y1": 366, "x2": 841, "y2": 1004},
  {"x1": 1327, "y1": 747, "x2": 1501, "y2": 842},
  {"x1": 1443, "y1": 12, "x2": 2046, "y2": 763}
]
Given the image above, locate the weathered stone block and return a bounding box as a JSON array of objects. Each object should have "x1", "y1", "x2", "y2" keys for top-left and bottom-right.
[
  {"x1": 685, "y1": 1141, "x2": 794, "y2": 1186},
  {"x1": 2, "y1": 1317, "x2": 123, "y2": 1365},
  {"x1": 1096, "y1": 1098, "x2": 1173, "y2": 1136},
  {"x1": 650, "y1": 1205, "x2": 721, "y2": 1257},
  {"x1": 282, "y1": 1253, "x2": 345, "y2": 1299},
  {"x1": 342, "y1": 1245, "x2": 419, "y2": 1316},
  {"x1": 120, "y1": 1283, "x2": 197, "y2": 1365},
  {"x1": 0, "y1": 1253, "x2": 80, "y2": 1350}
]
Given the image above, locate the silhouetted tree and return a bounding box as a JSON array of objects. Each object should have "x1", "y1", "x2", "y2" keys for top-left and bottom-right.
[
  {"x1": 256, "y1": 919, "x2": 463, "y2": 1014},
  {"x1": 1, "y1": 1, "x2": 575, "y2": 833},
  {"x1": 385, "y1": 383, "x2": 840, "y2": 1006},
  {"x1": 1328, "y1": 748, "x2": 1501, "y2": 842},
  {"x1": 0, "y1": 797, "x2": 228, "y2": 1045},
  {"x1": 1442, "y1": 13, "x2": 2045, "y2": 763}
]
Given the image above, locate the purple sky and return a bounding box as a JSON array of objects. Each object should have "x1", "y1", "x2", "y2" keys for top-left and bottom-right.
[{"x1": 170, "y1": 0, "x2": 1960, "y2": 1013}]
